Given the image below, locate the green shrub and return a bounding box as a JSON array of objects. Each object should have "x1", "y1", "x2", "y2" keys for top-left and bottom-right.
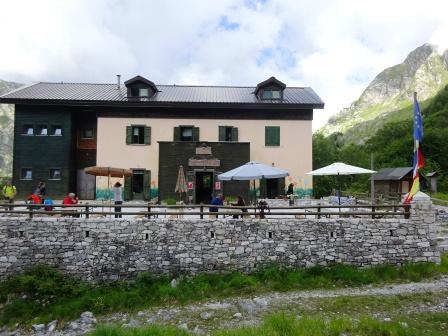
[{"x1": 162, "y1": 198, "x2": 177, "y2": 205}]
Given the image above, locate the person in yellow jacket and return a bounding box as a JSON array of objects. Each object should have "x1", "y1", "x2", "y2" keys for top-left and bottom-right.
[{"x1": 2, "y1": 180, "x2": 17, "y2": 211}]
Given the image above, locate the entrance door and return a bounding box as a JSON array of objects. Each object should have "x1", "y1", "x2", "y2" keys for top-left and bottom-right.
[
  {"x1": 77, "y1": 169, "x2": 95, "y2": 199},
  {"x1": 401, "y1": 180, "x2": 409, "y2": 193},
  {"x1": 195, "y1": 171, "x2": 213, "y2": 204},
  {"x1": 132, "y1": 170, "x2": 145, "y2": 200},
  {"x1": 266, "y1": 179, "x2": 279, "y2": 199}
]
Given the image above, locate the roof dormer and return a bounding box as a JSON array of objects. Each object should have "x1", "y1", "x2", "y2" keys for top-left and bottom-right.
[
  {"x1": 124, "y1": 75, "x2": 158, "y2": 98},
  {"x1": 255, "y1": 76, "x2": 286, "y2": 100}
]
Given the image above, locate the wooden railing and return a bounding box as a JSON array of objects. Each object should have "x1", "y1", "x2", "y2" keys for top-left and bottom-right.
[{"x1": 0, "y1": 202, "x2": 411, "y2": 219}]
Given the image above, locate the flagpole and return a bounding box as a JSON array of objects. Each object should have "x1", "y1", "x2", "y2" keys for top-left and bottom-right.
[
  {"x1": 413, "y1": 91, "x2": 419, "y2": 193},
  {"x1": 370, "y1": 152, "x2": 375, "y2": 205}
]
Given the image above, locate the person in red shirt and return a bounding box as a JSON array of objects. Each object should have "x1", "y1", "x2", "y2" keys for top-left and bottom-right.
[
  {"x1": 62, "y1": 193, "x2": 79, "y2": 217},
  {"x1": 62, "y1": 192, "x2": 78, "y2": 205},
  {"x1": 26, "y1": 194, "x2": 42, "y2": 210}
]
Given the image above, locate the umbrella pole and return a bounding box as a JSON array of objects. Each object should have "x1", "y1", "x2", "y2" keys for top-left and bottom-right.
[
  {"x1": 338, "y1": 173, "x2": 341, "y2": 210},
  {"x1": 253, "y1": 180, "x2": 256, "y2": 205},
  {"x1": 108, "y1": 173, "x2": 111, "y2": 218}
]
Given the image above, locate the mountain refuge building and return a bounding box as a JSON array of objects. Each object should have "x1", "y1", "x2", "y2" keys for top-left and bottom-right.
[{"x1": 0, "y1": 76, "x2": 324, "y2": 202}]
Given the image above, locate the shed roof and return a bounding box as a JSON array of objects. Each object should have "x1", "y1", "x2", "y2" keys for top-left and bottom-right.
[
  {"x1": 0, "y1": 82, "x2": 324, "y2": 108},
  {"x1": 370, "y1": 167, "x2": 413, "y2": 181}
]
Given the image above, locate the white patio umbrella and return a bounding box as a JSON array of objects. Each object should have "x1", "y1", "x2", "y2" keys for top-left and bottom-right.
[
  {"x1": 218, "y1": 161, "x2": 289, "y2": 203},
  {"x1": 307, "y1": 162, "x2": 376, "y2": 205}
]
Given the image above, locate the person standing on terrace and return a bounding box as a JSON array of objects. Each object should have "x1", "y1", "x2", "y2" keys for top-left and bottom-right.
[
  {"x1": 111, "y1": 182, "x2": 123, "y2": 218},
  {"x1": 2, "y1": 180, "x2": 17, "y2": 211}
]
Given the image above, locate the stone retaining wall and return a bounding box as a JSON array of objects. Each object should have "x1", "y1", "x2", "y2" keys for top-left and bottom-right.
[{"x1": 0, "y1": 200, "x2": 440, "y2": 281}]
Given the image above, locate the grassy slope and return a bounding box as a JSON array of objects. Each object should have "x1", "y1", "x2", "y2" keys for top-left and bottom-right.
[
  {"x1": 1, "y1": 255, "x2": 448, "y2": 327},
  {"x1": 341, "y1": 97, "x2": 432, "y2": 145}
]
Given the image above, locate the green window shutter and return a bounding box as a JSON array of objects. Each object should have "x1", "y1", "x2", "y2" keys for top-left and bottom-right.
[
  {"x1": 219, "y1": 126, "x2": 226, "y2": 141},
  {"x1": 126, "y1": 126, "x2": 132, "y2": 145},
  {"x1": 173, "y1": 127, "x2": 181, "y2": 141},
  {"x1": 143, "y1": 170, "x2": 151, "y2": 200},
  {"x1": 144, "y1": 126, "x2": 151, "y2": 145},
  {"x1": 265, "y1": 127, "x2": 271, "y2": 146},
  {"x1": 265, "y1": 126, "x2": 280, "y2": 146},
  {"x1": 231, "y1": 127, "x2": 238, "y2": 142},
  {"x1": 124, "y1": 176, "x2": 132, "y2": 201},
  {"x1": 273, "y1": 126, "x2": 280, "y2": 146},
  {"x1": 193, "y1": 127, "x2": 200, "y2": 141}
]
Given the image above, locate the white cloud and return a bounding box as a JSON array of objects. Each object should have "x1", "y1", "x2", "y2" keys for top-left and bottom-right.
[{"x1": 1, "y1": 0, "x2": 447, "y2": 129}]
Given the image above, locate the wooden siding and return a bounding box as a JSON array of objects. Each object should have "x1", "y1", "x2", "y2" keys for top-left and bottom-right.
[
  {"x1": 13, "y1": 105, "x2": 74, "y2": 198},
  {"x1": 97, "y1": 106, "x2": 313, "y2": 120},
  {"x1": 158, "y1": 142, "x2": 250, "y2": 203}
]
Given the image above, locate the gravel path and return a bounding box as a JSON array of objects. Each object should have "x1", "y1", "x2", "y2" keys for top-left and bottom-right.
[
  {"x1": 3, "y1": 276, "x2": 448, "y2": 335},
  {"x1": 100, "y1": 276, "x2": 448, "y2": 333}
]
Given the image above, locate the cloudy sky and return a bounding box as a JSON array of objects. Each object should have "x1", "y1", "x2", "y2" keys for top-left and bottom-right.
[{"x1": 1, "y1": 0, "x2": 447, "y2": 129}]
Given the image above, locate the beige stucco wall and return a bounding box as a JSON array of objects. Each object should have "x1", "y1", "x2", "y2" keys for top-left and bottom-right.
[{"x1": 96, "y1": 118, "x2": 313, "y2": 192}]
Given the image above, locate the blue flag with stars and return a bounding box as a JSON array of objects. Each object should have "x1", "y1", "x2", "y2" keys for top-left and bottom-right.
[{"x1": 413, "y1": 93, "x2": 423, "y2": 141}]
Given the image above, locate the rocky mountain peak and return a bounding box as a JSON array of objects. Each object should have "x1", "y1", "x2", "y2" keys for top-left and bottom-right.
[
  {"x1": 320, "y1": 43, "x2": 448, "y2": 138},
  {"x1": 402, "y1": 43, "x2": 438, "y2": 71},
  {"x1": 443, "y1": 49, "x2": 448, "y2": 69}
]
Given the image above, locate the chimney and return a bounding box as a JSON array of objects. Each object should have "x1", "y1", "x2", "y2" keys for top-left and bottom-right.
[{"x1": 116, "y1": 74, "x2": 121, "y2": 89}]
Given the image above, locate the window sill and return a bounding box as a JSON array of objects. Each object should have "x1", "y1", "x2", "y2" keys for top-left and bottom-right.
[
  {"x1": 21, "y1": 134, "x2": 34, "y2": 136},
  {"x1": 20, "y1": 179, "x2": 32, "y2": 181},
  {"x1": 48, "y1": 179, "x2": 62, "y2": 181},
  {"x1": 36, "y1": 134, "x2": 49, "y2": 137},
  {"x1": 265, "y1": 145, "x2": 281, "y2": 147},
  {"x1": 127, "y1": 144, "x2": 150, "y2": 146},
  {"x1": 50, "y1": 134, "x2": 63, "y2": 137}
]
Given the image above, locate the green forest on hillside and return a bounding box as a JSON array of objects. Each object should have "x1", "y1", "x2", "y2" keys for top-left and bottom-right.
[{"x1": 313, "y1": 85, "x2": 448, "y2": 198}]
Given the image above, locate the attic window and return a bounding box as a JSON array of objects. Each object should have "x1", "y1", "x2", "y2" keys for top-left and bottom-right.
[
  {"x1": 125, "y1": 75, "x2": 158, "y2": 98},
  {"x1": 262, "y1": 89, "x2": 281, "y2": 100},
  {"x1": 130, "y1": 87, "x2": 150, "y2": 97},
  {"x1": 255, "y1": 76, "x2": 286, "y2": 101}
]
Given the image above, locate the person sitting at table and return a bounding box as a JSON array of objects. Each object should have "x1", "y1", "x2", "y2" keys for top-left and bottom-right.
[
  {"x1": 209, "y1": 194, "x2": 223, "y2": 218},
  {"x1": 26, "y1": 193, "x2": 42, "y2": 210},
  {"x1": 62, "y1": 192, "x2": 79, "y2": 217},
  {"x1": 231, "y1": 196, "x2": 247, "y2": 219},
  {"x1": 43, "y1": 198, "x2": 54, "y2": 211},
  {"x1": 63, "y1": 192, "x2": 78, "y2": 205}
]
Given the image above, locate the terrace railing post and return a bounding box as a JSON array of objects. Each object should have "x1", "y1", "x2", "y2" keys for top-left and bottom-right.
[
  {"x1": 147, "y1": 204, "x2": 151, "y2": 219},
  {"x1": 85, "y1": 205, "x2": 90, "y2": 219},
  {"x1": 404, "y1": 205, "x2": 410, "y2": 219},
  {"x1": 29, "y1": 207, "x2": 33, "y2": 219},
  {"x1": 317, "y1": 206, "x2": 321, "y2": 219},
  {"x1": 200, "y1": 205, "x2": 203, "y2": 219},
  {"x1": 372, "y1": 206, "x2": 375, "y2": 219}
]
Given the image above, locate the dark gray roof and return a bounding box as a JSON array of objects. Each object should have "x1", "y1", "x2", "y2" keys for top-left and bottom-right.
[
  {"x1": 371, "y1": 167, "x2": 413, "y2": 181},
  {"x1": 0, "y1": 82, "x2": 324, "y2": 107}
]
